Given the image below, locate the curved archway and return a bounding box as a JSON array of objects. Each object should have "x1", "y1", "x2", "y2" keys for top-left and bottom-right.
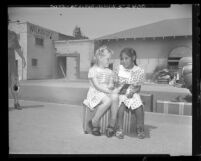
[
  {"x1": 169, "y1": 46, "x2": 192, "y2": 58},
  {"x1": 168, "y1": 46, "x2": 192, "y2": 72}
]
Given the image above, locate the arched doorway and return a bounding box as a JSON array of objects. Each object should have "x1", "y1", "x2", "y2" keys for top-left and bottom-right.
[{"x1": 168, "y1": 46, "x2": 192, "y2": 72}]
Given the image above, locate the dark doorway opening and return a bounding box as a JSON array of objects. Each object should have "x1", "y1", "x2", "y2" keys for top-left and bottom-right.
[{"x1": 57, "y1": 57, "x2": 66, "y2": 78}]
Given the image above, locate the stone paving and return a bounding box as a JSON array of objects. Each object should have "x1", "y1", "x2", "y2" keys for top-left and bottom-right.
[{"x1": 9, "y1": 99, "x2": 192, "y2": 155}]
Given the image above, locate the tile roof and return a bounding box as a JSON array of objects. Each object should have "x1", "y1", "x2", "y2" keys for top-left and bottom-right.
[{"x1": 95, "y1": 18, "x2": 192, "y2": 40}]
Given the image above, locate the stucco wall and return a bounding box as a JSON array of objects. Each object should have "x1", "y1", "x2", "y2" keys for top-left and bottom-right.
[
  {"x1": 26, "y1": 23, "x2": 59, "y2": 80},
  {"x1": 55, "y1": 40, "x2": 94, "y2": 79},
  {"x1": 27, "y1": 34, "x2": 57, "y2": 79}
]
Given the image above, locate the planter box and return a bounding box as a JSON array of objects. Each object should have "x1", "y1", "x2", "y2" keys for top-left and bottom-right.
[
  {"x1": 156, "y1": 100, "x2": 192, "y2": 116},
  {"x1": 140, "y1": 93, "x2": 153, "y2": 112}
]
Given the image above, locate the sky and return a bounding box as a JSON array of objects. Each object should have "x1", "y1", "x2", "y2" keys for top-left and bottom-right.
[{"x1": 8, "y1": 4, "x2": 192, "y2": 39}]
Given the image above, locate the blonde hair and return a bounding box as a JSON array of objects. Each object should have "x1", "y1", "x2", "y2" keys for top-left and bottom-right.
[{"x1": 91, "y1": 46, "x2": 113, "y2": 66}]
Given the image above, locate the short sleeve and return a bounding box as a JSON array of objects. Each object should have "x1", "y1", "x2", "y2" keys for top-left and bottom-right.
[
  {"x1": 88, "y1": 67, "x2": 96, "y2": 78},
  {"x1": 130, "y1": 68, "x2": 145, "y2": 85}
]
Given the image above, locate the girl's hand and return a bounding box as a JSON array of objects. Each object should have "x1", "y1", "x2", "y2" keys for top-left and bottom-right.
[
  {"x1": 126, "y1": 92, "x2": 134, "y2": 98},
  {"x1": 112, "y1": 88, "x2": 120, "y2": 94},
  {"x1": 112, "y1": 84, "x2": 125, "y2": 94},
  {"x1": 90, "y1": 78, "x2": 112, "y2": 94},
  {"x1": 130, "y1": 85, "x2": 141, "y2": 93}
]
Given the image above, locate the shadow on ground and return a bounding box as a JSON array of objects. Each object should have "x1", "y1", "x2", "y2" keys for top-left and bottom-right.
[
  {"x1": 9, "y1": 105, "x2": 44, "y2": 111},
  {"x1": 83, "y1": 124, "x2": 157, "y2": 139},
  {"x1": 126, "y1": 124, "x2": 158, "y2": 139}
]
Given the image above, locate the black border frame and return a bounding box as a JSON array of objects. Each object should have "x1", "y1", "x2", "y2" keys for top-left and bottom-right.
[{"x1": 3, "y1": 3, "x2": 200, "y2": 160}]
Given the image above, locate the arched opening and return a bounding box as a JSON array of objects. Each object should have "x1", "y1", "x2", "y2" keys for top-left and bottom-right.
[{"x1": 168, "y1": 46, "x2": 192, "y2": 72}]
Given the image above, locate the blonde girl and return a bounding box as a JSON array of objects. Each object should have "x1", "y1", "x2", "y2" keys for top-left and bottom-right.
[{"x1": 83, "y1": 46, "x2": 122, "y2": 136}]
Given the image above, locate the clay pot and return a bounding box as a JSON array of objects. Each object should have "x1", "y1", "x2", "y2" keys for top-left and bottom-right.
[
  {"x1": 182, "y1": 64, "x2": 192, "y2": 76},
  {"x1": 178, "y1": 57, "x2": 192, "y2": 87},
  {"x1": 178, "y1": 57, "x2": 192, "y2": 69},
  {"x1": 182, "y1": 64, "x2": 192, "y2": 90}
]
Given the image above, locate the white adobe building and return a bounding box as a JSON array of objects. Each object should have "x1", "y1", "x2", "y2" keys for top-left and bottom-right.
[{"x1": 8, "y1": 21, "x2": 75, "y2": 80}]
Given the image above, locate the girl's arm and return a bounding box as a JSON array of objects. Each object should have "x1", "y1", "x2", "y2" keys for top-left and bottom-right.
[
  {"x1": 130, "y1": 85, "x2": 141, "y2": 93},
  {"x1": 89, "y1": 77, "x2": 112, "y2": 94},
  {"x1": 108, "y1": 74, "x2": 115, "y2": 90},
  {"x1": 126, "y1": 85, "x2": 141, "y2": 98}
]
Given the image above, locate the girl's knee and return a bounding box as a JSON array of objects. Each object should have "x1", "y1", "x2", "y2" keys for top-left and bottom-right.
[
  {"x1": 111, "y1": 93, "x2": 119, "y2": 101},
  {"x1": 135, "y1": 106, "x2": 144, "y2": 116},
  {"x1": 102, "y1": 96, "x2": 112, "y2": 106},
  {"x1": 138, "y1": 105, "x2": 144, "y2": 112}
]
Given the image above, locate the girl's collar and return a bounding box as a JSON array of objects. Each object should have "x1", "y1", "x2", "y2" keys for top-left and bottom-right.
[
  {"x1": 94, "y1": 65, "x2": 109, "y2": 70},
  {"x1": 121, "y1": 64, "x2": 137, "y2": 72}
]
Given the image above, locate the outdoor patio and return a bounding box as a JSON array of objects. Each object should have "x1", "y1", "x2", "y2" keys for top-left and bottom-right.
[{"x1": 9, "y1": 99, "x2": 192, "y2": 155}]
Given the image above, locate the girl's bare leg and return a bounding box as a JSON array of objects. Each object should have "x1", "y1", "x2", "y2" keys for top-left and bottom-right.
[
  {"x1": 116, "y1": 103, "x2": 126, "y2": 130},
  {"x1": 115, "y1": 103, "x2": 126, "y2": 139},
  {"x1": 109, "y1": 93, "x2": 119, "y2": 128},
  {"x1": 134, "y1": 105, "x2": 144, "y2": 128},
  {"x1": 92, "y1": 96, "x2": 112, "y2": 127},
  {"x1": 134, "y1": 105, "x2": 145, "y2": 139}
]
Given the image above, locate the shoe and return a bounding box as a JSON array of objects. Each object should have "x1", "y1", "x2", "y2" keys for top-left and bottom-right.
[
  {"x1": 105, "y1": 126, "x2": 115, "y2": 137},
  {"x1": 136, "y1": 127, "x2": 145, "y2": 139},
  {"x1": 92, "y1": 127, "x2": 101, "y2": 136},
  {"x1": 88, "y1": 120, "x2": 101, "y2": 136},
  {"x1": 14, "y1": 103, "x2": 22, "y2": 110},
  {"x1": 115, "y1": 129, "x2": 124, "y2": 139}
]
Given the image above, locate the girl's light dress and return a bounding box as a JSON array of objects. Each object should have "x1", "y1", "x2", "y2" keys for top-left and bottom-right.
[
  {"x1": 116, "y1": 65, "x2": 145, "y2": 110},
  {"x1": 83, "y1": 66, "x2": 115, "y2": 110}
]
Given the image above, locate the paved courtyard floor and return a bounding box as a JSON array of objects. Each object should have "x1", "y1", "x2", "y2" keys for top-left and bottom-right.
[{"x1": 9, "y1": 99, "x2": 192, "y2": 155}]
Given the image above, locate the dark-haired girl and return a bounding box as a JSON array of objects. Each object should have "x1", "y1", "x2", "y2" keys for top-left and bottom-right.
[{"x1": 115, "y1": 48, "x2": 145, "y2": 139}]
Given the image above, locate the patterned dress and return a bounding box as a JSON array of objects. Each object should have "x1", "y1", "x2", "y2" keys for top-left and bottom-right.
[
  {"x1": 116, "y1": 65, "x2": 145, "y2": 110},
  {"x1": 8, "y1": 30, "x2": 20, "y2": 87},
  {"x1": 83, "y1": 66, "x2": 115, "y2": 110}
]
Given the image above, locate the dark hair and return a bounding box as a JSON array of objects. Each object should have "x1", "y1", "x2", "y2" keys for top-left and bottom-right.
[{"x1": 120, "y1": 48, "x2": 137, "y2": 66}]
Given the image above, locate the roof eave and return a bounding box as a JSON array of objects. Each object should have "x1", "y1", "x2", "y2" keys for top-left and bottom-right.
[{"x1": 95, "y1": 34, "x2": 192, "y2": 41}]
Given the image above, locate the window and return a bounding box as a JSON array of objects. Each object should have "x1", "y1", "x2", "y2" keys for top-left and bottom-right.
[
  {"x1": 32, "y1": 59, "x2": 38, "y2": 67},
  {"x1": 35, "y1": 37, "x2": 44, "y2": 46}
]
